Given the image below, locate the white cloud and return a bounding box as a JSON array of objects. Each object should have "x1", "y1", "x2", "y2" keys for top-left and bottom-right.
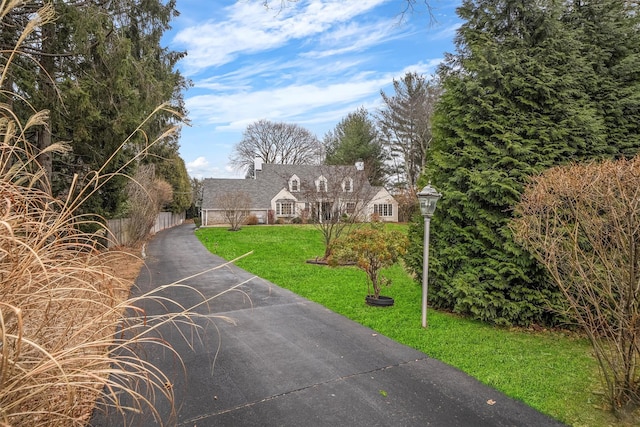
[
  {"x1": 185, "y1": 58, "x2": 443, "y2": 132},
  {"x1": 301, "y1": 19, "x2": 406, "y2": 59},
  {"x1": 185, "y1": 155, "x2": 243, "y2": 179},
  {"x1": 186, "y1": 156, "x2": 212, "y2": 178},
  {"x1": 186, "y1": 76, "x2": 390, "y2": 129},
  {"x1": 187, "y1": 156, "x2": 209, "y2": 169},
  {"x1": 173, "y1": 0, "x2": 391, "y2": 74}
]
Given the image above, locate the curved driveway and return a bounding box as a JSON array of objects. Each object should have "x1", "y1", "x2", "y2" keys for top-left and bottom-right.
[{"x1": 92, "y1": 224, "x2": 565, "y2": 427}]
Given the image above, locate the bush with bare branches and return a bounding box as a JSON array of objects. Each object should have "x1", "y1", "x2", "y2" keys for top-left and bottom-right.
[
  {"x1": 125, "y1": 164, "x2": 174, "y2": 244},
  {"x1": 512, "y1": 156, "x2": 640, "y2": 415},
  {"x1": 217, "y1": 190, "x2": 251, "y2": 231}
]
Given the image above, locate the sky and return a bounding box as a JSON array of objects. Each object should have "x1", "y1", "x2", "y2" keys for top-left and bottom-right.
[{"x1": 163, "y1": 0, "x2": 463, "y2": 179}]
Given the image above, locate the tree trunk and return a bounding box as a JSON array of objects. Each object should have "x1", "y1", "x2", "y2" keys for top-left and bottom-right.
[{"x1": 36, "y1": 22, "x2": 55, "y2": 184}]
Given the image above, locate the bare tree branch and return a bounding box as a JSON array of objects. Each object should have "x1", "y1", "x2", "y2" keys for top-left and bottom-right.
[
  {"x1": 231, "y1": 119, "x2": 322, "y2": 177},
  {"x1": 217, "y1": 191, "x2": 252, "y2": 231},
  {"x1": 512, "y1": 156, "x2": 640, "y2": 411}
]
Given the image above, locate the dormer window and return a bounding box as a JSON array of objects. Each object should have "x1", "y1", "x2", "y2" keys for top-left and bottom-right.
[
  {"x1": 342, "y1": 178, "x2": 353, "y2": 192},
  {"x1": 316, "y1": 175, "x2": 327, "y2": 192},
  {"x1": 289, "y1": 175, "x2": 300, "y2": 192}
]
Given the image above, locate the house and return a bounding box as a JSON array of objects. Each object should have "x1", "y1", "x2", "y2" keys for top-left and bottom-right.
[{"x1": 200, "y1": 162, "x2": 398, "y2": 225}]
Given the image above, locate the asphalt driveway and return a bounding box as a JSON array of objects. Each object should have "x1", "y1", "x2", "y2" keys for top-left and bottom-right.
[{"x1": 90, "y1": 223, "x2": 565, "y2": 427}]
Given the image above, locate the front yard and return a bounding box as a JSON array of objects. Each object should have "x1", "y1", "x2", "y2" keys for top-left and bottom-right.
[{"x1": 195, "y1": 224, "x2": 617, "y2": 427}]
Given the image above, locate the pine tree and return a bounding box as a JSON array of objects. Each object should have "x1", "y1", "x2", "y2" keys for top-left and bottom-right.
[
  {"x1": 378, "y1": 72, "x2": 441, "y2": 192},
  {"x1": 407, "y1": 0, "x2": 612, "y2": 325},
  {"x1": 565, "y1": 0, "x2": 640, "y2": 158},
  {"x1": 2, "y1": 0, "x2": 187, "y2": 217},
  {"x1": 324, "y1": 107, "x2": 387, "y2": 186}
]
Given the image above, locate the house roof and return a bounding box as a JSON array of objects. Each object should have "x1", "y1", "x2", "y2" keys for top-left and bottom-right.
[
  {"x1": 201, "y1": 177, "x2": 279, "y2": 210},
  {"x1": 201, "y1": 163, "x2": 380, "y2": 210}
]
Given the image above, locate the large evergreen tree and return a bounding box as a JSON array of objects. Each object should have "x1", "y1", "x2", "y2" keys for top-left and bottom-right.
[
  {"x1": 565, "y1": 0, "x2": 640, "y2": 158},
  {"x1": 324, "y1": 107, "x2": 387, "y2": 187},
  {"x1": 378, "y1": 72, "x2": 441, "y2": 192},
  {"x1": 405, "y1": 0, "x2": 639, "y2": 326},
  {"x1": 1, "y1": 0, "x2": 187, "y2": 218}
]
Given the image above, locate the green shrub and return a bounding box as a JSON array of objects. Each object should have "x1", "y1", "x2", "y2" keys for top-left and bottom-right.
[{"x1": 330, "y1": 223, "x2": 408, "y2": 299}]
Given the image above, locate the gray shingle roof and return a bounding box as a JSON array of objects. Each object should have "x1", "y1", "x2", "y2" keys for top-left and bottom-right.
[{"x1": 201, "y1": 163, "x2": 373, "y2": 210}]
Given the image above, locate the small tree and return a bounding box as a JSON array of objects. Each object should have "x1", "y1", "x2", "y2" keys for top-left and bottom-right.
[
  {"x1": 298, "y1": 165, "x2": 375, "y2": 259},
  {"x1": 512, "y1": 156, "x2": 640, "y2": 415},
  {"x1": 217, "y1": 191, "x2": 251, "y2": 231},
  {"x1": 329, "y1": 223, "x2": 408, "y2": 299}
]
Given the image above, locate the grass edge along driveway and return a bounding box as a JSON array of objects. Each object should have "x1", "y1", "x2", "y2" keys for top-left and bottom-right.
[{"x1": 196, "y1": 224, "x2": 616, "y2": 427}]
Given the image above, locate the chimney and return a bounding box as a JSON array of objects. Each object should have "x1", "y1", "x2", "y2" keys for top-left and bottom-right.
[
  {"x1": 254, "y1": 158, "x2": 263, "y2": 178},
  {"x1": 355, "y1": 160, "x2": 364, "y2": 171}
]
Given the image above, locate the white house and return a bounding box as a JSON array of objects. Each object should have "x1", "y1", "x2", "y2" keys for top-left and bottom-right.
[{"x1": 200, "y1": 163, "x2": 399, "y2": 225}]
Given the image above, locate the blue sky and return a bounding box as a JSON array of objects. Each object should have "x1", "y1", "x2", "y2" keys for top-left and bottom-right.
[{"x1": 164, "y1": 0, "x2": 462, "y2": 179}]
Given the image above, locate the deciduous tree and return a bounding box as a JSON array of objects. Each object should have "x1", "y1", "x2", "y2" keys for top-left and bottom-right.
[
  {"x1": 125, "y1": 164, "x2": 174, "y2": 244},
  {"x1": 231, "y1": 119, "x2": 322, "y2": 178},
  {"x1": 298, "y1": 165, "x2": 375, "y2": 259},
  {"x1": 217, "y1": 191, "x2": 252, "y2": 231}
]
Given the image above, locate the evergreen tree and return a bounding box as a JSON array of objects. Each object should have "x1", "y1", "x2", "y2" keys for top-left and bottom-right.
[
  {"x1": 565, "y1": 0, "x2": 640, "y2": 158},
  {"x1": 378, "y1": 72, "x2": 441, "y2": 192},
  {"x1": 407, "y1": 0, "x2": 613, "y2": 325},
  {"x1": 152, "y1": 150, "x2": 192, "y2": 214},
  {"x1": 324, "y1": 107, "x2": 387, "y2": 186},
  {"x1": 2, "y1": 0, "x2": 187, "y2": 218}
]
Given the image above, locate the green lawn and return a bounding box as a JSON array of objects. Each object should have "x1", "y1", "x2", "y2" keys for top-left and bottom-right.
[{"x1": 196, "y1": 224, "x2": 619, "y2": 427}]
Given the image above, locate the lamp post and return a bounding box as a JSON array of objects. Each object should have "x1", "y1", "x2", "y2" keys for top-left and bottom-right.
[{"x1": 417, "y1": 182, "x2": 442, "y2": 328}]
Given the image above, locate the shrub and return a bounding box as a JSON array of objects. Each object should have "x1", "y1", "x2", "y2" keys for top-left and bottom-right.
[
  {"x1": 512, "y1": 156, "x2": 640, "y2": 414},
  {"x1": 245, "y1": 214, "x2": 259, "y2": 225},
  {"x1": 329, "y1": 223, "x2": 408, "y2": 299},
  {"x1": 217, "y1": 191, "x2": 251, "y2": 231},
  {"x1": 125, "y1": 164, "x2": 173, "y2": 244}
]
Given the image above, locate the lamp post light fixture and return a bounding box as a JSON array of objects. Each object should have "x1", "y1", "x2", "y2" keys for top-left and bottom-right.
[{"x1": 417, "y1": 182, "x2": 442, "y2": 328}]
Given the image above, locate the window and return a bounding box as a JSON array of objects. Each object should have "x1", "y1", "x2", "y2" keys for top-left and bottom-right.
[
  {"x1": 374, "y1": 204, "x2": 393, "y2": 217},
  {"x1": 277, "y1": 201, "x2": 294, "y2": 216},
  {"x1": 346, "y1": 202, "x2": 356, "y2": 214},
  {"x1": 289, "y1": 175, "x2": 300, "y2": 192},
  {"x1": 317, "y1": 176, "x2": 327, "y2": 192},
  {"x1": 343, "y1": 178, "x2": 352, "y2": 192}
]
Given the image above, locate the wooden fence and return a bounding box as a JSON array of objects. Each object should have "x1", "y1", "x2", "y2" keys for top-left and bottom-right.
[{"x1": 106, "y1": 211, "x2": 185, "y2": 247}]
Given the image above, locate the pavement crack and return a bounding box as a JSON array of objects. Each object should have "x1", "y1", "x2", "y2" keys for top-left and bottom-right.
[{"x1": 179, "y1": 357, "x2": 429, "y2": 426}]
